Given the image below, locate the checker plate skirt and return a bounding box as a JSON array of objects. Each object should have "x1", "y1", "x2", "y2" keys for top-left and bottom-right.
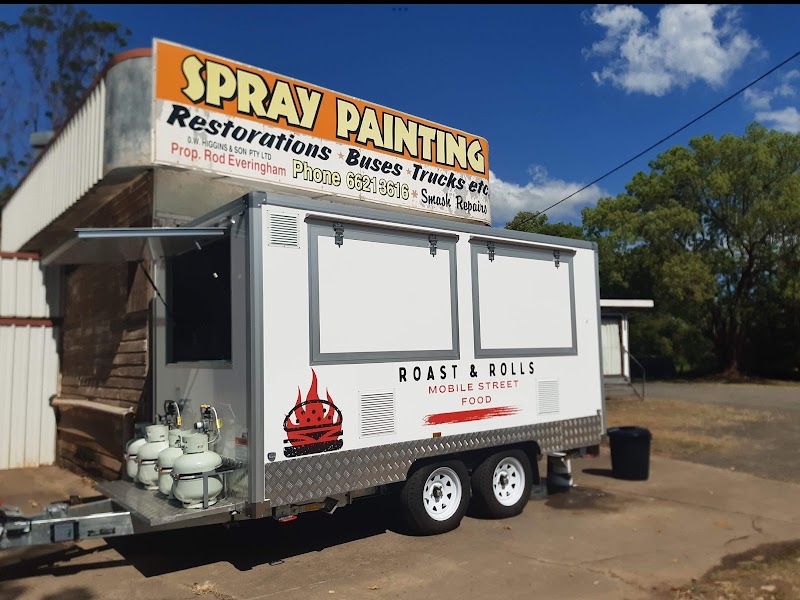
[{"x1": 265, "y1": 414, "x2": 602, "y2": 506}]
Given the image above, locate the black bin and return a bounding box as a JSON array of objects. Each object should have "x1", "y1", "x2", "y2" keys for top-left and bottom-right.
[{"x1": 607, "y1": 426, "x2": 652, "y2": 480}]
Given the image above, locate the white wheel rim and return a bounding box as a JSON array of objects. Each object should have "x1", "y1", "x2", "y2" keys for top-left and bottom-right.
[
  {"x1": 492, "y1": 457, "x2": 525, "y2": 506},
  {"x1": 423, "y1": 467, "x2": 462, "y2": 521}
]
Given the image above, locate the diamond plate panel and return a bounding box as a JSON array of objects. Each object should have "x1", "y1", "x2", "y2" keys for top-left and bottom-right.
[
  {"x1": 264, "y1": 415, "x2": 602, "y2": 506},
  {"x1": 96, "y1": 480, "x2": 246, "y2": 527}
]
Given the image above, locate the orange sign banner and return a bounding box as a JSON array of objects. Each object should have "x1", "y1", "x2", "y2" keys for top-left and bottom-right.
[{"x1": 154, "y1": 39, "x2": 488, "y2": 179}]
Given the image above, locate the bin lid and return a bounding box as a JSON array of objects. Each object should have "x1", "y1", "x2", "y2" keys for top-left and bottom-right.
[{"x1": 607, "y1": 426, "x2": 652, "y2": 439}]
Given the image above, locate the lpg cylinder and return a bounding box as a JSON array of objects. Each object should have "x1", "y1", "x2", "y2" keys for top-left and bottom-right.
[
  {"x1": 157, "y1": 429, "x2": 188, "y2": 497},
  {"x1": 136, "y1": 425, "x2": 169, "y2": 490},
  {"x1": 172, "y1": 432, "x2": 223, "y2": 508},
  {"x1": 124, "y1": 435, "x2": 147, "y2": 481}
]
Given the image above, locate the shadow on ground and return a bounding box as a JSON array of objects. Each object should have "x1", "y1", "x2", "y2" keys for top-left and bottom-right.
[
  {"x1": 0, "y1": 495, "x2": 405, "y2": 579},
  {"x1": 0, "y1": 583, "x2": 95, "y2": 600},
  {"x1": 582, "y1": 467, "x2": 615, "y2": 478},
  {"x1": 1, "y1": 467, "x2": 650, "y2": 581}
]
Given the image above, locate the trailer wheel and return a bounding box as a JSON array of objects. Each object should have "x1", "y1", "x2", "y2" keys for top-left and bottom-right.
[
  {"x1": 470, "y1": 450, "x2": 533, "y2": 519},
  {"x1": 400, "y1": 461, "x2": 470, "y2": 536}
]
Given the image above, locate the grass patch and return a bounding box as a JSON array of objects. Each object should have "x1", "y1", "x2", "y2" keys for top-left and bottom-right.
[
  {"x1": 667, "y1": 540, "x2": 800, "y2": 599},
  {"x1": 648, "y1": 376, "x2": 800, "y2": 387},
  {"x1": 606, "y1": 398, "x2": 780, "y2": 459}
]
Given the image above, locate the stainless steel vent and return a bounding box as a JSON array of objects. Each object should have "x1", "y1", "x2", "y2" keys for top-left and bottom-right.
[
  {"x1": 268, "y1": 213, "x2": 299, "y2": 247},
  {"x1": 359, "y1": 390, "x2": 396, "y2": 437},
  {"x1": 537, "y1": 379, "x2": 560, "y2": 415}
]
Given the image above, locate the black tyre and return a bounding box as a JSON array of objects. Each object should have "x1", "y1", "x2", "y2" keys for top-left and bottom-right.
[
  {"x1": 399, "y1": 460, "x2": 470, "y2": 536},
  {"x1": 470, "y1": 449, "x2": 533, "y2": 519}
]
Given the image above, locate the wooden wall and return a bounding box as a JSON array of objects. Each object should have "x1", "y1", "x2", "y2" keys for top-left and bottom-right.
[{"x1": 54, "y1": 172, "x2": 154, "y2": 480}]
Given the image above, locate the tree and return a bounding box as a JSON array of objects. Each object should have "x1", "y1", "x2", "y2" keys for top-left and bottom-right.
[
  {"x1": 582, "y1": 123, "x2": 800, "y2": 376},
  {"x1": 505, "y1": 211, "x2": 586, "y2": 241},
  {"x1": 0, "y1": 5, "x2": 130, "y2": 197}
]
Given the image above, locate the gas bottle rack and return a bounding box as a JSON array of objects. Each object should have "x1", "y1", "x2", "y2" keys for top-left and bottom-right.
[
  {"x1": 0, "y1": 466, "x2": 245, "y2": 549},
  {"x1": 97, "y1": 464, "x2": 242, "y2": 526}
]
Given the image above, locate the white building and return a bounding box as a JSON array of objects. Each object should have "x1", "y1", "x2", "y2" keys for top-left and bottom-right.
[{"x1": 599, "y1": 299, "x2": 654, "y2": 397}]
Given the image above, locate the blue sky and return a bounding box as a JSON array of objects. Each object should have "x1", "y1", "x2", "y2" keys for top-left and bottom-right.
[{"x1": 4, "y1": 4, "x2": 800, "y2": 226}]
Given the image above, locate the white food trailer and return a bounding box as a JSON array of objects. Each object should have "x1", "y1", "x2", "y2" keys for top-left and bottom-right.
[{"x1": 0, "y1": 189, "x2": 604, "y2": 546}]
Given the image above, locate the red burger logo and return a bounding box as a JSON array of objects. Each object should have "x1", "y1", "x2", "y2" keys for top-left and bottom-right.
[{"x1": 283, "y1": 370, "x2": 343, "y2": 457}]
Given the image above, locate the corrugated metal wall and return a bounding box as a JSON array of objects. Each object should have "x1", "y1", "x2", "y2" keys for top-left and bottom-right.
[
  {"x1": 0, "y1": 323, "x2": 59, "y2": 469},
  {"x1": 0, "y1": 254, "x2": 61, "y2": 469},
  {"x1": 0, "y1": 81, "x2": 106, "y2": 252},
  {"x1": 0, "y1": 254, "x2": 60, "y2": 317}
]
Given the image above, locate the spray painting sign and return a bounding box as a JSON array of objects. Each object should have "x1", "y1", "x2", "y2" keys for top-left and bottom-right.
[{"x1": 152, "y1": 39, "x2": 491, "y2": 224}]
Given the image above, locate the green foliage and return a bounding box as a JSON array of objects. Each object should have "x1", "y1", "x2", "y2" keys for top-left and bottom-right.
[
  {"x1": 583, "y1": 123, "x2": 800, "y2": 377},
  {"x1": 504, "y1": 211, "x2": 586, "y2": 241},
  {"x1": 0, "y1": 5, "x2": 130, "y2": 190},
  {"x1": 505, "y1": 124, "x2": 800, "y2": 378}
]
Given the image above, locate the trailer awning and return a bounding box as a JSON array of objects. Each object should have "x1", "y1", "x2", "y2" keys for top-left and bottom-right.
[{"x1": 41, "y1": 227, "x2": 226, "y2": 266}]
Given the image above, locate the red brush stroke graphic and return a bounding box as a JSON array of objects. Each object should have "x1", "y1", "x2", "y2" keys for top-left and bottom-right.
[{"x1": 423, "y1": 406, "x2": 521, "y2": 426}]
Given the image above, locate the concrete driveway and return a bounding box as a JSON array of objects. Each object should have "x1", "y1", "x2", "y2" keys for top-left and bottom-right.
[{"x1": 2, "y1": 452, "x2": 800, "y2": 600}]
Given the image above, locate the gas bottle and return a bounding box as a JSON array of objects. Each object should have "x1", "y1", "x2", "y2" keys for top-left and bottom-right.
[
  {"x1": 172, "y1": 432, "x2": 223, "y2": 508},
  {"x1": 136, "y1": 425, "x2": 169, "y2": 489},
  {"x1": 157, "y1": 429, "x2": 188, "y2": 497},
  {"x1": 124, "y1": 435, "x2": 147, "y2": 481}
]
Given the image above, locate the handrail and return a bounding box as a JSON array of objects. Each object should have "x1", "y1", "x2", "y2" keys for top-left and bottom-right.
[{"x1": 623, "y1": 348, "x2": 646, "y2": 401}]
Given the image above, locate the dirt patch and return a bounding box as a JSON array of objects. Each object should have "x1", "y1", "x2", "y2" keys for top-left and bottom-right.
[
  {"x1": 658, "y1": 540, "x2": 800, "y2": 599},
  {"x1": 606, "y1": 397, "x2": 782, "y2": 460},
  {"x1": 605, "y1": 394, "x2": 800, "y2": 483},
  {"x1": 605, "y1": 387, "x2": 800, "y2": 598},
  {"x1": 0, "y1": 466, "x2": 98, "y2": 517}
]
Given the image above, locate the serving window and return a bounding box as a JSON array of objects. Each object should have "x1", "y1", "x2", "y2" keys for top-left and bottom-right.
[
  {"x1": 166, "y1": 235, "x2": 232, "y2": 363},
  {"x1": 308, "y1": 220, "x2": 459, "y2": 364},
  {"x1": 471, "y1": 241, "x2": 576, "y2": 358}
]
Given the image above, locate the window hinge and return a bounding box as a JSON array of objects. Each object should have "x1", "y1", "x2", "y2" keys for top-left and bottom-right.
[
  {"x1": 429, "y1": 234, "x2": 438, "y2": 257},
  {"x1": 333, "y1": 222, "x2": 344, "y2": 247},
  {"x1": 487, "y1": 241, "x2": 496, "y2": 262},
  {"x1": 553, "y1": 250, "x2": 560, "y2": 269}
]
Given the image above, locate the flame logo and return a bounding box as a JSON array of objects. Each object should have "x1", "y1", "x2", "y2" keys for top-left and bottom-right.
[{"x1": 283, "y1": 370, "x2": 343, "y2": 457}]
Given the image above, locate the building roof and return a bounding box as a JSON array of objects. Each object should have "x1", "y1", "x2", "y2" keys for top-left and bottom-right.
[{"x1": 600, "y1": 299, "x2": 655, "y2": 311}]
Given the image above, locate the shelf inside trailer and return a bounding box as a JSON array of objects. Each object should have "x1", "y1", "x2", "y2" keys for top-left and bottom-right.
[{"x1": 96, "y1": 480, "x2": 246, "y2": 528}]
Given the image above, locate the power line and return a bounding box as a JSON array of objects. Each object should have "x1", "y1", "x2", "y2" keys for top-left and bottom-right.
[{"x1": 525, "y1": 48, "x2": 800, "y2": 221}]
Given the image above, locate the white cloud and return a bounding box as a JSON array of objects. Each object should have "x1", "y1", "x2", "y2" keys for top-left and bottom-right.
[
  {"x1": 489, "y1": 166, "x2": 608, "y2": 227},
  {"x1": 744, "y1": 70, "x2": 800, "y2": 132},
  {"x1": 755, "y1": 107, "x2": 800, "y2": 133},
  {"x1": 743, "y1": 87, "x2": 774, "y2": 110},
  {"x1": 585, "y1": 4, "x2": 758, "y2": 96},
  {"x1": 744, "y1": 69, "x2": 798, "y2": 110}
]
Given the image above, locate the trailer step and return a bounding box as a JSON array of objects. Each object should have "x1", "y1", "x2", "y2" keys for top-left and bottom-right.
[{"x1": 95, "y1": 480, "x2": 246, "y2": 529}]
